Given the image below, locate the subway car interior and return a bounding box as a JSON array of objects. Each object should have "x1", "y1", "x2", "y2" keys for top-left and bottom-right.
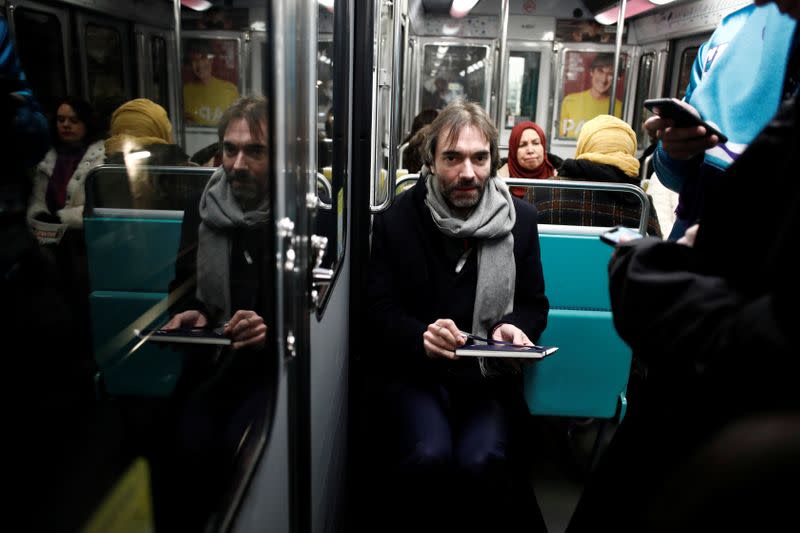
[{"x1": 3, "y1": 0, "x2": 791, "y2": 531}]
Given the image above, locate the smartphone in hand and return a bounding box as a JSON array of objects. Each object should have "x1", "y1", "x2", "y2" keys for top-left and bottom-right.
[
  {"x1": 643, "y1": 98, "x2": 728, "y2": 144},
  {"x1": 600, "y1": 225, "x2": 643, "y2": 246}
]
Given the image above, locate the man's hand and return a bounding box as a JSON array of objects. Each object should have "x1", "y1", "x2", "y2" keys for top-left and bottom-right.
[
  {"x1": 491, "y1": 323, "x2": 533, "y2": 346},
  {"x1": 644, "y1": 113, "x2": 720, "y2": 161},
  {"x1": 224, "y1": 309, "x2": 267, "y2": 351},
  {"x1": 163, "y1": 310, "x2": 208, "y2": 330},
  {"x1": 676, "y1": 223, "x2": 699, "y2": 247},
  {"x1": 423, "y1": 318, "x2": 466, "y2": 360}
]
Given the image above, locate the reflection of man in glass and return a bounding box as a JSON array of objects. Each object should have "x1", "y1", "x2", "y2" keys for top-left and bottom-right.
[
  {"x1": 183, "y1": 40, "x2": 240, "y2": 127},
  {"x1": 423, "y1": 77, "x2": 451, "y2": 110},
  {"x1": 559, "y1": 53, "x2": 623, "y2": 139}
]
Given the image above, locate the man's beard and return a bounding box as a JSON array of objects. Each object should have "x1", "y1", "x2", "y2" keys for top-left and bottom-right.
[
  {"x1": 227, "y1": 169, "x2": 265, "y2": 207},
  {"x1": 439, "y1": 175, "x2": 486, "y2": 209}
]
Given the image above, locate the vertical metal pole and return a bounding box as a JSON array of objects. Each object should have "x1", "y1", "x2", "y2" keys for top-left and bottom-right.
[
  {"x1": 173, "y1": 0, "x2": 185, "y2": 148},
  {"x1": 609, "y1": 0, "x2": 627, "y2": 116},
  {"x1": 494, "y1": 0, "x2": 510, "y2": 126}
]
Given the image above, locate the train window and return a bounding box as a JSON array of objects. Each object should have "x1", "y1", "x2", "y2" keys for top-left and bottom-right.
[
  {"x1": 182, "y1": 36, "x2": 242, "y2": 127},
  {"x1": 150, "y1": 35, "x2": 171, "y2": 115},
  {"x1": 85, "y1": 23, "x2": 127, "y2": 121},
  {"x1": 675, "y1": 47, "x2": 699, "y2": 100},
  {"x1": 316, "y1": 5, "x2": 347, "y2": 276},
  {"x1": 13, "y1": 7, "x2": 68, "y2": 115},
  {"x1": 556, "y1": 50, "x2": 629, "y2": 140},
  {"x1": 504, "y1": 51, "x2": 541, "y2": 129},
  {"x1": 420, "y1": 44, "x2": 489, "y2": 112},
  {"x1": 633, "y1": 52, "x2": 656, "y2": 151}
]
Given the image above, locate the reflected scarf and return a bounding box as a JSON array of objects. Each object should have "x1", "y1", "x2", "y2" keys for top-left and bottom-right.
[
  {"x1": 423, "y1": 168, "x2": 517, "y2": 376},
  {"x1": 196, "y1": 167, "x2": 270, "y2": 322},
  {"x1": 507, "y1": 121, "x2": 555, "y2": 198},
  {"x1": 575, "y1": 114, "x2": 640, "y2": 178}
]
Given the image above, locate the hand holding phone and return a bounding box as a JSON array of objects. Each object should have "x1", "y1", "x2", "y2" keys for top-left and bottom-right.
[
  {"x1": 643, "y1": 98, "x2": 728, "y2": 144},
  {"x1": 600, "y1": 225, "x2": 643, "y2": 246}
]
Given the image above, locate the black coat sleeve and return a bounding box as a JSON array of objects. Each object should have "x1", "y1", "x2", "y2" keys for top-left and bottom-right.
[
  {"x1": 608, "y1": 238, "x2": 792, "y2": 398},
  {"x1": 365, "y1": 211, "x2": 432, "y2": 373}
]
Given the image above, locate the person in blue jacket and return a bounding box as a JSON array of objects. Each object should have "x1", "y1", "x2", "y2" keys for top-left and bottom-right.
[
  {"x1": 0, "y1": 16, "x2": 49, "y2": 172},
  {"x1": 645, "y1": 2, "x2": 798, "y2": 239}
]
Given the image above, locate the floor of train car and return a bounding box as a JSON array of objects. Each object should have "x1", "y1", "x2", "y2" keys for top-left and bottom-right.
[{"x1": 527, "y1": 417, "x2": 600, "y2": 533}]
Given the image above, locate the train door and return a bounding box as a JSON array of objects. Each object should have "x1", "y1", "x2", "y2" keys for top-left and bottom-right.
[
  {"x1": 668, "y1": 34, "x2": 709, "y2": 99},
  {"x1": 135, "y1": 24, "x2": 180, "y2": 140},
  {"x1": 6, "y1": 0, "x2": 74, "y2": 114},
  {"x1": 412, "y1": 37, "x2": 494, "y2": 117},
  {"x1": 498, "y1": 38, "x2": 554, "y2": 155},
  {"x1": 629, "y1": 43, "x2": 669, "y2": 154},
  {"x1": 75, "y1": 11, "x2": 134, "y2": 123},
  {"x1": 232, "y1": 1, "x2": 352, "y2": 532}
]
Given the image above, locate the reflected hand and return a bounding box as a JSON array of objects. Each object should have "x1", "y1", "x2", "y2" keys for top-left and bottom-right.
[
  {"x1": 676, "y1": 223, "x2": 699, "y2": 247},
  {"x1": 644, "y1": 114, "x2": 719, "y2": 160},
  {"x1": 491, "y1": 323, "x2": 533, "y2": 346},
  {"x1": 423, "y1": 318, "x2": 466, "y2": 360},
  {"x1": 163, "y1": 310, "x2": 208, "y2": 330},
  {"x1": 224, "y1": 309, "x2": 267, "y2": 351}
]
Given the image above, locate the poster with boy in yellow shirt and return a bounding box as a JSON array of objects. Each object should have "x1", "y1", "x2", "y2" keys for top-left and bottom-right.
[
  {"x1": 183, "y1": 39, "x2": 240, "y2": 127},
  {"x1": 559, "y1": 52, "x2": 626, "y2": 139}
]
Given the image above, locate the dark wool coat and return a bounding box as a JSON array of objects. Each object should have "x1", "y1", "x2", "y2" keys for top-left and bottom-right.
[
  {"x1": 565, "y1": 93, "x2": 800, "y2": 533},
  {"x1": 366, "y1": 175, "x2": 549, "y2": 383}
]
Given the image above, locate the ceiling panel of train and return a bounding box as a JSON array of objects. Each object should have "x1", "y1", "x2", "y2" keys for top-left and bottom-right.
[{"x1": 415, "y1": 0, "x2": 599, "y2": 18}]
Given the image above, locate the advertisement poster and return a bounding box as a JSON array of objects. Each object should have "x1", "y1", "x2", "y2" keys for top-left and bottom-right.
[
  {"x1": 182, "y1": 38, "x2": 241, "y2": 127},
  {"x1": 558, "y1": 50, "x2": 627, "y2": 139}
]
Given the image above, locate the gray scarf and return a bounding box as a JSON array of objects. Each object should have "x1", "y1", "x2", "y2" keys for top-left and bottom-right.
[
  {"x1": 423, "y1": 167, "x2": 517, "y2": 376},
  {"x1": 197, "y1": 167, "x2": 270, "y2": 323}
]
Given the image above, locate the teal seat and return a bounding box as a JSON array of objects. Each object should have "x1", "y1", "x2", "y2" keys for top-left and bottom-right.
[
  {"x1": 524, "y1": 231, "x2": 631, "y2": 422},
  {"x1": 85, "y1": 165, "x2": 214, "y2": 397}
]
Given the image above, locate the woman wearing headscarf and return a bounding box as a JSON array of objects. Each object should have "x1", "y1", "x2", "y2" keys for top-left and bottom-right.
[
  {"x1": 104, "y1": 98, "x2": 189, "y2": 165},
  {"x1": 530, "y1": 115, "x2": 662, "y2": 237},
  {"x1": 497, "y1": 121, "x2": 556, "y2": 198},
  {"x1": 104, "y1": 98, "x2": 192, "y2": 209},
  {"x1": 28, "y1": 96, "x2": 104, "y2": 228}
]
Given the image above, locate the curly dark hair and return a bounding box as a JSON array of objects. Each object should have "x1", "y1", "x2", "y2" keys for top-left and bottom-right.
[{"x1": 50, "y1": 96, "x2": 101, "y2": 147}]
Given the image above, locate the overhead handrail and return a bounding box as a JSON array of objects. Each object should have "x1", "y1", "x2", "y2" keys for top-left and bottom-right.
[
  {"x1": 609, "y1": 0, "x2": 628, "y2": 115},
  {"x1": 397, "y1": 141, "x2": 409, "y2": 171},
  {"x1": 316, "y1": 172, "x2": 333, "y2": 211}
]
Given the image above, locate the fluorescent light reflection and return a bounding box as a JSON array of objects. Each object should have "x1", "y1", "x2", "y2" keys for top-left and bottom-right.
[{"x1": 450, "y1": 0, "x2": 480, "y2": 18}]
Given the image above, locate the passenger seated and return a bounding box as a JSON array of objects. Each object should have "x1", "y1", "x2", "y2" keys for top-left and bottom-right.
[
  {"x1": 400, "y1": 108, "x2": 438, "y2": 175},
  {"x1": 104, "y1": 98, "x2": 192, "y2": 209},
  {"x1": 159, "y1": 96, "x2": 270, "y2": 530},
  {"x1": 26, "y1": 96, "x2": 105, "y2": 359},
  {"x1": 497, "y1": 121, "x2": 556, "y2": 198},
  {"x1": 27, "y1": 96, "x2": 104, "y2": 229},
  {"x1": 365, "y1": 100, "x2": 549, "y2": 532},
  {"x1": 529, "y1": 115, "x2": 662, "y2": 237}
]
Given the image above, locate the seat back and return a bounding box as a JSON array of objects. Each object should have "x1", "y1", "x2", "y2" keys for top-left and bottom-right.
[
  {"x1": 524, "y1": 229, "x2": 631, "y2": 420},
  {"x1": 84, "y1": 165, "x2": 215, "y2": 396}
]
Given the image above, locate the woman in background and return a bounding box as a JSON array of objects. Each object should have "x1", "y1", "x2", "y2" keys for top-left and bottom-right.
[
  {"x1": 497, "y1": 121, "x2": 556, "y2": 198},
  {"x1": 531, "y1": 115, "x2": 661, "y2": 237},
  {"x1": 28, "y1": 96, "x2": 104, "y2": 228}
]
